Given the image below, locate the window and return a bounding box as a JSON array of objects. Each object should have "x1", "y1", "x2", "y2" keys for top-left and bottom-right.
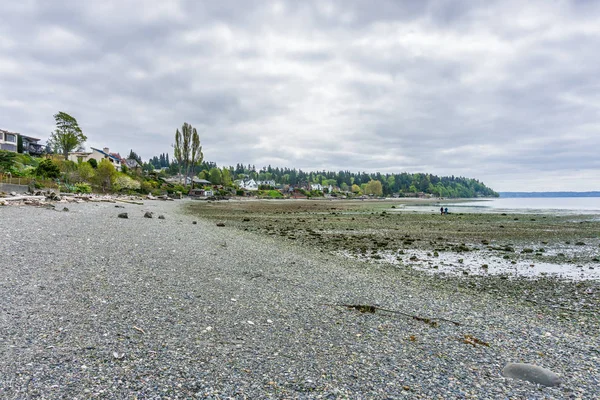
[{"x1": 6, "y1": 134, "x2": 16, "y2": 143}]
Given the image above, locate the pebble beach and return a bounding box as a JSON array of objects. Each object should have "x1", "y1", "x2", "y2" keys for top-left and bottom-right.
[{"x1": 1, "y1": 200, "x2": 599, "y2": 399}]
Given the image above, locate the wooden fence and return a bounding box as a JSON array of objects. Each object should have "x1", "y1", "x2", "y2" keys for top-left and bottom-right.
[{"x1": 0, "y1": 173, "x2": 58, "y2": 189}]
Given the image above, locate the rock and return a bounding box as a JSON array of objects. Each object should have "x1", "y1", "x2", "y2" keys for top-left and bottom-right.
[
  {"x1": 115, "y1": 205, "x2": 125, "y2": 208},
  {"x1": 118, "y1": 213, "x2": 128, "y2": 219},
  {"x1": 502, "y1": 363, "x2": 561, "y2": 386},
  {"x1": 10, "y1": 191, "x2": 16, "y2": 196},
  {"x1": 144, "y1": 211, "x2": 153, "y2": 218},
  {"x1": 216, "y1": 222, "x2": 225, "y2": 227},
  {"x1": 192, "y1": 221, "x2": 197, "y2": 225},
  {"x1": 63, "y1": 207, "x2": 69, "y2": 212},
  {"x1": 158, "y1": 215, "x2": 165, "y2": 220}
]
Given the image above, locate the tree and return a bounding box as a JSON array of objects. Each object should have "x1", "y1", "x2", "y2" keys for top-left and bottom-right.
[
  {"x1": 87, "y1": 159, "x2": 98, "y2": 169},
  {"x1": 189, "y1": 126, "x2": 203, "y2": 188},
  {"x1": 181, "y1": 123, "x2": 192, "y2": 184},
  {"x1": 76, "y1": 161, "x2": 95, "y2": 182},
  {"x1": 17, "y1": 135, "x2": 23, "y2": 153},
  {"x1": 0, "y1": 150, "x2": 16, "y2": 172},
  {"x1": 351, "y1": 184, "x2": 361, "y2": 194},
  {"x1": 128, "y1": 149, "x2": 142, "y2": 164},
  {"x1": 95, "y1": 159, "x2": 117, "y2": 192},
  {"x1": 47, "y1": 112, "x2": 87, "y2": 160},
  {"x1": 209, "y1": 167, "x2": 222, "y2": 184},
  {"x1": 221, "y1": 168, "x2": 232, "y2": 186},
  {"x1": 35, "y1": 159, "x2": 60, "y2": 179},
  {"x1": 173, "y1": 128, "x2": 183, "y2": 183},
  {"x1": 365, "y1": 180, "x2": 383, "y2": 196}
]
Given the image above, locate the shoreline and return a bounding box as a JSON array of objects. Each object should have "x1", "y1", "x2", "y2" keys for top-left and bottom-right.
[{"x1": 1, "y1": 200, "x2": 598, "y2": 398}]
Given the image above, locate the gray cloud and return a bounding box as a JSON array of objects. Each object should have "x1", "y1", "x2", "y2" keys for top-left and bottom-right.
[{"x1": 1, "y1": 0, "x2": 599, "y2": 191}]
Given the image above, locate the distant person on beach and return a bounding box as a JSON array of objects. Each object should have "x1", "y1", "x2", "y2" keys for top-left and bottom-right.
[
  {"x1": 444, "y1": 207, "x2": 448, "y2": 214},
  {"x1": 440, "y1": 207, "x2": 444, "y2": 215}
]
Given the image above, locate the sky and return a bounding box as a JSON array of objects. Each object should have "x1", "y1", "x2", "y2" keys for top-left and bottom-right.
[{"x1": 1, "y1": 0, "x2": 599, "y2": 192}]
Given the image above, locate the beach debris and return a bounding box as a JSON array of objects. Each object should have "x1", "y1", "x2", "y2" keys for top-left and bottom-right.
[
  {"x1": 144, "y1": 211, "x2": 153, "y2": 218},
  {"x1": 133, "y1": 325, "x2": 146, "y2": 334},
  {"x1": 118, "y1": 212, "x2": 128, "y2": 219},
  {"x1": 502, "y1": 363, "x2": 561, "y2": 386},
  {"x1": 461, "y1": 335, "x2": 489, "y2": 347},
  {"x1": 325, "y1": 303, "x2": 461, "y2": 327},
  {"x1": 216, "y1": 222, "x2": 225, "y2": 227},
  {"x1": 113, "y1": 352, "x2": 125, "y2": 360},
  {"x1": 115, "y1": 205, "x2": 125, "y2": 208}
]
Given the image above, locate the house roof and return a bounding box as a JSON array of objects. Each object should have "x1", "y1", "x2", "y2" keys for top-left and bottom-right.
[
  {"x1": 20, "y1": 135, "x2": 41, "y2": 141},
  {"x1": 91, "y1": 147, "x2": 121, "y2": 163}
]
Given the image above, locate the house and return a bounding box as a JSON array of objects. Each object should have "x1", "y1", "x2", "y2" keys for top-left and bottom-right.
[
  {"x1": 310, "y1": 183, "x2": 323, "y2": 191},
  {"x1": 68, "y1": 147, "x2": 122, "y2": 169},
  {"x1": 0, "y1": 129, "x2": 18, "y2": 152},
  {"x1": 189, "y1": 188, "x2": 214, "y2": 197},
  {"x1": 185, "y1": 177, "x2": 212, "y2": 185},
  {"x1": 124, "y1": 158, "x2": 141, "y2": 169},
  {"x1": 235, "y1": 179, "x2": 258, "y2": 191},
  {"x1": 21, "y1": 135, "x2": 44, "y2": 155},
  {"x1": 257, "y1": 180, "x2": 276, "y2": 187}
]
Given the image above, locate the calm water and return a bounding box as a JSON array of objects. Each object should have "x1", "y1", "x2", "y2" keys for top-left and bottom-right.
[
  {"x1": 403, "y1": 197, "x2": 600, "y2": 215},
  {"x1": 455, "y1": 197, "x2": 600, "y2": 214}
]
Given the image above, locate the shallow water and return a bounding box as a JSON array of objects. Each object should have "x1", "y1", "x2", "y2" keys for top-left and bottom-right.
[{"x1": 397, "y1": 197, "x2": 600, "y2": 216}]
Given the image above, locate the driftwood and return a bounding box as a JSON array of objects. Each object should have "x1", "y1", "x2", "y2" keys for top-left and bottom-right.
[
  {"x1": 323, "y1": 303, "x2": 462, "y2": 327},
  {"x1": 115, "y1": 199, "x2": 144, "y2": 205},
  {"x1": 1, "y1": 195, "x2": 46, "y2": 201}
]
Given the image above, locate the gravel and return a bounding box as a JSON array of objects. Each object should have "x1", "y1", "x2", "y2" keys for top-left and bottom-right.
[{"x1": 1, "y1": 200, "x2": 599, "y2": 399}]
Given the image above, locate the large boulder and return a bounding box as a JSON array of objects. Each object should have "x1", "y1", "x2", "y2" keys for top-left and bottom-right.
[{"x1": 502, "y1": 363, "x2": 561, "y2": 386}]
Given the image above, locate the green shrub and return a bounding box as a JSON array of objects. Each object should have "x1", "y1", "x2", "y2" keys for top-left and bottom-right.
[
  {"x1": 173, "y1": 184, "x2": 187, "y2": 193},
  {"x1": 35, "y1": 159, "x2": 61, "y2": 179},
  {"x1": 74, "y1": 183, "x2": 92, "y2": 194}
]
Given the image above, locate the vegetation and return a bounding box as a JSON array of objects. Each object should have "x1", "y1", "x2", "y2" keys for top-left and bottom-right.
[
  {"x1": 47, "y1": 112, "x2": 87, "y2": 160},
  {"x1": 35, "y1": 159, "x2": 61, "y2": 179}
]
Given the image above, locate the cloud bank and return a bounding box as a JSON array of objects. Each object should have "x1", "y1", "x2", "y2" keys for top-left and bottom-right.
[{"x1": 1, "y1": 0, "x2": 599, "y2": 191}]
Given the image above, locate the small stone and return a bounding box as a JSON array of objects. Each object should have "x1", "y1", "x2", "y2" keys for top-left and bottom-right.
[
  {"x1": 502, "y1": 363, "x2": 561, "y2": 386},
  {"x1": 158, "y1": 215, "x2": 165, "y2": 220},
  {"x1": 118, "y1": 213, "x2": 128, "y2": 219},
  {"x1": 216, "y1": 222, "x2": 225, "y2": 227},
  {"x1": 63, "y1": 207, "x2": 69, "y2": 212},
  {"x1": 247, "y1": 320, "x2": 254, "y2": 325},
  {"x1": 144, "y1": 211, "x2": 153, "y2": 218},
  {"x1": 192, "y1": 221, "x2": 197, "y2": 224},
  {"x1": 10, "y1": 191, "x2": 17, "y2": 196},
  {"x1": 113, "y1": 352, "x2": 125, "y2": 360}
]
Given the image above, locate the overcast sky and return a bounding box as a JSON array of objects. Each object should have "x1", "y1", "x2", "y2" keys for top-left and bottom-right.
[{"x1": 1, "y1": 1, "x2": 599, "y2": 191}]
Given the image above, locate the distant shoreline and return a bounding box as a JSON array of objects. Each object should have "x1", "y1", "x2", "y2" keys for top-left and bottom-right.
[{"x1": 500, "y1": 191, "x2": 600, "y2": 198}]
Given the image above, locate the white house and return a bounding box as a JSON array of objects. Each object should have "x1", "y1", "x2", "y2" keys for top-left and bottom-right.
[
  {"x1": 235, "y1": 179, "x2": 258, "y2": 190},
  {"x1": 68, "y1": 147, "x2": 123, "y2": 169}
]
